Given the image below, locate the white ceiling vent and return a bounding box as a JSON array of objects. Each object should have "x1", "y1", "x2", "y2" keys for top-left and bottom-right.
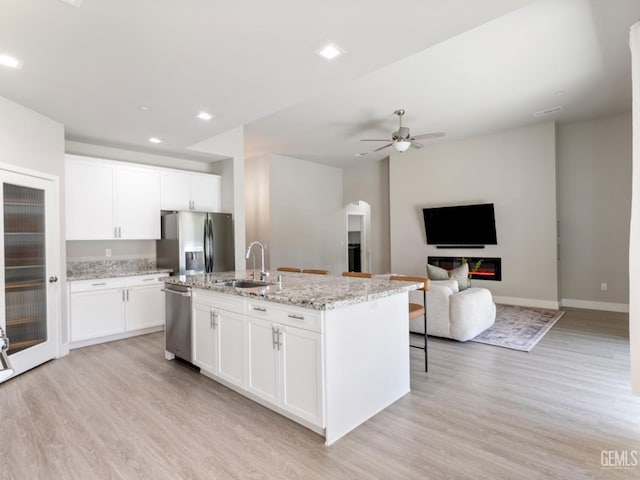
[{"x1": 532, "y1": 106, "x2": 563, "y2": 118}]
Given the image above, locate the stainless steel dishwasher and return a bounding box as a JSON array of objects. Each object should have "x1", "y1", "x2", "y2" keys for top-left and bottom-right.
[{"x1": 163, "y1": 284, "x2": 192, "y2": 362}]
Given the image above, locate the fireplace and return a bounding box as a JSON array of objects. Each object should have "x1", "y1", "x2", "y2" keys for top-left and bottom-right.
[{"x1": 427, "y1": 256, "x2": 502, "y2": 281}]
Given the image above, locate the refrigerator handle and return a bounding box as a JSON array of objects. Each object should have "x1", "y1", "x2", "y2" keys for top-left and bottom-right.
[
  {"x1": 203, "y1": 216, "x2": 210, "y2": 273},
  {"x1": 209, "y1": 218, "x2": 215, "y2": 272}
]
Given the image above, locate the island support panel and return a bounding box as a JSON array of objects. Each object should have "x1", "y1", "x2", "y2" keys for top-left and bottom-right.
[{"x1": 324, "y1": 292, "x2": 410, "y2": 445}]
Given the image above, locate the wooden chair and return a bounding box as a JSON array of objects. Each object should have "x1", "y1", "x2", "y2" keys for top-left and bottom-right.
[
  {"x1": 389, "y1": 275, "x2": 430, "y2": 372},
  {"x1": 277, "y1": 267, "x2": 301, "y2": 273},
  {"x1": 302, "y1": 269, "x2": 330, "y2": 275},
  {"x1": 342, "y1": 272, "x2": 373, "y2": 279}
]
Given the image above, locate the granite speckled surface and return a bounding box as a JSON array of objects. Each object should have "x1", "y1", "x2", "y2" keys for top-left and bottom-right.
[
  {"x1": 164, "y1": 270, "x2": 422, "y2": 311},
  {"x1": 67, "y1": 259, "x2": 172, "y2": 281}
]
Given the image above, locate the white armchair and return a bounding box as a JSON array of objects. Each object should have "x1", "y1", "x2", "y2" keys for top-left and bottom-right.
[{"x1": 409, "y1": 279, "x2": 496, "y2": 342}]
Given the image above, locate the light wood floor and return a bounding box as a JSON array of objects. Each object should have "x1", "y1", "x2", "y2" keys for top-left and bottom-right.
[{"x1": 1, "y1": 308, "x2": 639, "y2": 479}]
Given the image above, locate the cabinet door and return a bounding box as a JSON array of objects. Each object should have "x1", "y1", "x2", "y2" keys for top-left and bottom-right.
[
  {"x1": 125, "y1": 283, "x2": 164, "y2": 331},
  {"x1": 280, "y1": 326, "x2": 323, "y2": 426},
  {"x1": 65, "y1": 156, "x2": 115, "y2": 240},
  {"x1": 193, "y1": 303, "x2": 216, "y2": 373},
  {"x1": 160, "y1": 171, "x2": 191, "y2": 211},
  {"x1": 246, "y1": 316, "x2": 279, "y2": 404},
  {"x1": 191, "y1": 173, "x2": 221, "y2": 212},
  {"x1": 116, "y1": 167, "x2": 160, "y2": 239},
  {"x1": 70, "y1": 289, "x2": 125, "y2": 342},
  {"x1": 214, "y1": 309, "x2": 246, "y2": 388}
]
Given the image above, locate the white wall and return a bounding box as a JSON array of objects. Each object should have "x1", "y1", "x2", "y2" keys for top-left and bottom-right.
[
  {"x1": 343, "y1": 158, "x2": 391, "y2": 273},
  {"x1": 0, "y1": 96, "x2": 67, "y2": 342},
  {"x1": 244, "y1": 154, "x2": 344, "y2": 274},
  {"x1": 269, "y1": 155, "x2": 343, "y2": 274},
  {"x1": 244, "y1": 155, "x2": 271, "y2": 268},
  {"x1": 389, "y1": 122, "x2": 558, "y2": 308},
  {"x1": 188, "y1": 126, "x2": 246, "y2": 271},
  {"x1": 557, "y1": 112, "x2": 632, "y2": 312},
  {"x1": 629, "y1": 21, "x2": 639, "y2": 395}
]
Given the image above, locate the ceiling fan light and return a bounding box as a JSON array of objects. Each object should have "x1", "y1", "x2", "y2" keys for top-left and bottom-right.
[{"x1": 393, "y1": 140, "x2": 411, "y2": 153}]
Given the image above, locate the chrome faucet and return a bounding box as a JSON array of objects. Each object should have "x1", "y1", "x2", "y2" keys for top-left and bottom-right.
[{"x1": 245, "y1": 241, "x2": 268, "y2": 281}]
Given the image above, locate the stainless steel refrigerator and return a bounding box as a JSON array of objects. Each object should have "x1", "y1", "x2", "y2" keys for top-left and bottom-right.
[{"x1": 157, "y1": 212, "x2": 235, "y2": 275}]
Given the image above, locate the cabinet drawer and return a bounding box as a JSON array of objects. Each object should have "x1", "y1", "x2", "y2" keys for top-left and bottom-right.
[
  {"x1": 70, "y1": 277, "x2": 125, "y2": 293},
  {"x1": 247, "y1": 300, "x2": 322, "y2": 333},
  {"x1": 192, "y1": 290, "x2": 244, "y2": 314},
  {"x1": 125, "y1": 273, "x2": 169, "y2": 288}
]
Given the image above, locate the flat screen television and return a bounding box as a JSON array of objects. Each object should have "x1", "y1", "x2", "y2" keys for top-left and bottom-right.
[{"x1": 422, "y1": 203, "x2": 497, "y2": 246}]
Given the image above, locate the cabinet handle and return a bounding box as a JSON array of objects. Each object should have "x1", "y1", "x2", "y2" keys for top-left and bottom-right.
[
  {"x1": 276, "y1": 328, "x2": 283, "y2": 351},
  {"x1": 272, "y1": 325, "x2": 277, "y2": 350},
  {"x1": 91, "y1": 282, "x2": 107, "y2": 287},
  {"x1": 253, "y1": 306, "x2": 267, "y2": 313},
  {"x1": 114, "y1": 227, "x2": 118, "y2": 238},
  {"x1": 126, "y1": 289, "x2": 129, "y2": 301},
  {"x1": 287, "y1": 314, "x2": 304, "y2": 320},
  {"x1": 118, "y1": 227, "x2": 122, "y2": 238},
  {"x1": 142, "y1": 278, "x2": 155, "y2": 282},
  {"x1": 210, "y1": 310, "x2": 214, "y2": 329},
  {"x1": 122, "y1": 290, "x2": 125, "y2": 301}
]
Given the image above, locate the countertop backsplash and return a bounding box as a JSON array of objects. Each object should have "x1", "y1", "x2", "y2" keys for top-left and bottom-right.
[{"x1": 67, "y1": 258, "x2": 171, "y2": 280}]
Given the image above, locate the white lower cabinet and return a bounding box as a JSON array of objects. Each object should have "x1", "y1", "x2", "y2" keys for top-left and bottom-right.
[
  {"x1": 247, "y1": 315, "x2": 323, "y2": 427},
  {"x1": 193, "y1": 303, "x2": 246, "y2": 389},
  {"x1": 192, "y1": 293, "x2": 246, "y2": 389},
  {"x1": 191, "y1": 292, "x2": 324, "y2": 429},
  {"x1": 70, "y1": 284, "x2": 126, "y2": 341},
  {"x1": 69, "y1": 274, "x2": 167, "y2": 346}
]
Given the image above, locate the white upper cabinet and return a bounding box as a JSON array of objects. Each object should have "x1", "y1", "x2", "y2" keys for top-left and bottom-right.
[
  {"x1": 65, "y1": 155, "x2": 160, "y2": 240},
  {"x1": 66, "y1": 157, "x2": 115, "y2": 240},
  {"x1": 160, "y1": 170, "x2": 221, "y2": 212},
  {"x1": 159, "y1": 170, "x2": 191, "y2": 211},
  {"x1": 115, "y1": 166, "x2": 160, "y2": 239}
]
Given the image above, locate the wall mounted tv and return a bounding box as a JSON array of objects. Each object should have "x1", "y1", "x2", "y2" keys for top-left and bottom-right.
[{"x1": 422, "y1": 203, "x2": 497, "y2": 247}]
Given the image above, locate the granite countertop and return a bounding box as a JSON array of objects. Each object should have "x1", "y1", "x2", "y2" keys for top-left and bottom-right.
[
  {"x1": 164, "y1": 270, "x2": 422, "y2": 311},
  {"x1": 67, "y1": 259, "x2": 172, "y2": 281}
]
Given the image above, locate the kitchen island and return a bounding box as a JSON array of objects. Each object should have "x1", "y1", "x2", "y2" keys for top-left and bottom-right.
[{"x1": 165, "y1": 271, "x2": 422, "y2": 445}]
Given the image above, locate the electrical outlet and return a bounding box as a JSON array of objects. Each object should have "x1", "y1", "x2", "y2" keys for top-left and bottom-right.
[
  {"x1": 601, "y1": 282, "x2": 608, "y2": 291},
  {"x1": 105, "y1": 249, "x2": 112, "y2": 257}
]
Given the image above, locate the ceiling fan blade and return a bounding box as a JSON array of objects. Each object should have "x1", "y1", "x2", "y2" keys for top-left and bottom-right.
[
  {"x1": 373, "y1": 143, "x2": 393, "y2": 152},
  {"x1": 411, "y1": 141, "x2": 424, "y2": 149},
  {"x1": 361, "y1": 139, "x2": 391, "y2": 142},
  {"x1": 412, "y1": 131, "x2": 446, "y2": 140}
]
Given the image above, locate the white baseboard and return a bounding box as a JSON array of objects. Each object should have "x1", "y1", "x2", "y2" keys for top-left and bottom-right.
[
  {"x1": 560, "y1": 298, "x2": 629, "y2": 313},
  {"x1": 69, "y1": 325, "x2": 164, "y2": 350},
  {"x1": 493, "y1": 296, "x2": 560, "y2": 310}
]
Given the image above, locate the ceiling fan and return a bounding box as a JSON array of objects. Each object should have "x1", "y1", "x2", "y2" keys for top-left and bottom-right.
[{"x1": 360, "y1": 109, "x2": 445, "y2": 153}]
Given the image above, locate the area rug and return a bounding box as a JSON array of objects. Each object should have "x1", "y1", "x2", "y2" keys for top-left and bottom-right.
[{"x1": 470, "y1": 304, "x2": 565, "y2": 352}]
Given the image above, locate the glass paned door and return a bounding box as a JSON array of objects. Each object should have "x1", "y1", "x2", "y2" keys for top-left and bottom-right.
[
  {"x1": 3, "y1": 183, "x2": 47, "y2": 354},
  {"x1": 0, "y1": 170, "x2": 58, "y2": 380}
]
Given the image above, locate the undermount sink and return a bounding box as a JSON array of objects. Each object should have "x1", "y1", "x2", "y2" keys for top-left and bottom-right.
[{"x1": 215, "y1": 279, "x2": 272, "y2": 289}]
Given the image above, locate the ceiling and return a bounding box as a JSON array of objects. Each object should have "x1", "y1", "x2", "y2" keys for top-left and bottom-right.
[{"x1": 1, "y1": 0, "x2": 639, "y2": 168}]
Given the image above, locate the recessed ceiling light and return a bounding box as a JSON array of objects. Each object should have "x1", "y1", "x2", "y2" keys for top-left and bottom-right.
[
  {"x1": 197, "y1": 111, "x2": 215, "y2": 121},
  {"x1": 60, "y1": 0, "x2": 84, "y2": 7},
  {"x1": 354, "y1": 152, "x2": 368, "y2": 157},
  {"x1": 0, "y1": 54, "x2": 23, "y2": 70},
  {"x1": 139, "y1": 105, "x2": 150, "y2": 111},
  {"x1": 149, "y1": 137, "x2": 162, "y2": 144},
  {"x1": 316, "y1": 43, "x2": 345, "y2": 61}
]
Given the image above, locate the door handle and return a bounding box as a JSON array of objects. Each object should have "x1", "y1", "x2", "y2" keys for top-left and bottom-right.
[{"x1": 49, "y1": 276, "x2": 58, "y2": 283}]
